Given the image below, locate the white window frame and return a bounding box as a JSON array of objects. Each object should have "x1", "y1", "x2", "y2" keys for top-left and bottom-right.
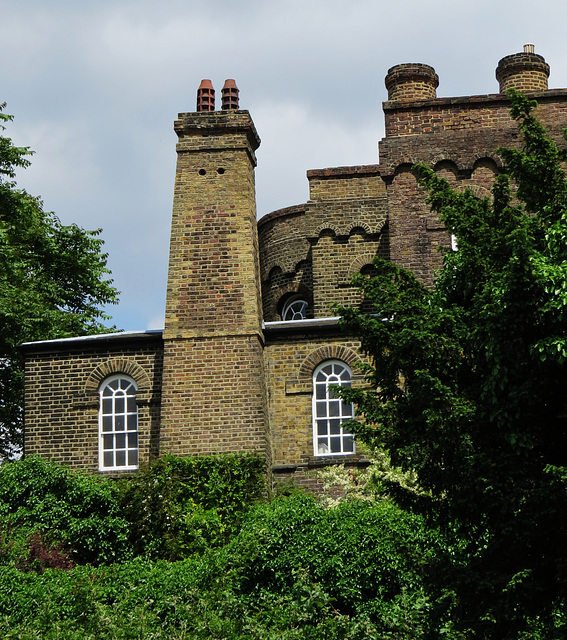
[
  {"x1": 282, "y1": 295, "x2": 308, "y2": 321},
  {"x1": 312, "y1": 360, "x2": 355, "y2": 456},
  {"x1": 450, "y1": 233, "x2": 458, "y2": 251},
  {"x1": 98, "y1": 374, "x2": 139, "y2": 471}
]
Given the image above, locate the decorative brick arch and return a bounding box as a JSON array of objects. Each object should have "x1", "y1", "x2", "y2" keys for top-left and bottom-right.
[
  {"x1": 312, "y1": 224, "x2": 340, "y2": 238},
  {"x1": 341, "y1": 253, "x2": 379, "y2": 284},
  {"x1": 84, "y1": 359, "x2": 151, "y2": 397},
  {"x1": 267, "y1": 265, "x2": 283, "y2": 280},
  {"x1": 433, "y1": 158, "x2": 457, "y2": 170},
  {"x1": 348, "y1": 219, "x2": 387, "y2": 236},
  {"x1": 347, "y1": 220, "x2": 373, "y2": 235},
  {"x1": 297, "y1": 345, "x2": 363, "y2": 383},
  {"x1": 433, "y1": 158, "x2": 461, "y2": 186},
  {"x1": 374, "y1": 219, "x2": 387, "y2": 234},
  {"x1": 391, "y1": 162, "x2": 417, "y2": 177},
  {"x1": 472, "y1": 155, "x2": 502, "y2": 171},
  {"x1": 274, "y1": 283, "x2": 313, "y2": 319},
  {"x1": 457, "y1": 183, "x2": 492, "y2": 199},
  {"x1": 264, "y1": 255, "x2": 311, "y2": 279}
]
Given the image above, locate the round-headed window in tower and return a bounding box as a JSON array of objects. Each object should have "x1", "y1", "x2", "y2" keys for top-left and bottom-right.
[{"x1": 281, "y1": 295, "x2": 308, "y2": 321}]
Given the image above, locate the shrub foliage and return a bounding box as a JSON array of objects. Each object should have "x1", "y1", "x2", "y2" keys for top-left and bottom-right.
[
  {"x1": 0, "y1": 495, "x2": 461, "y2": 639},
  {"x1": 116, "y1": 453, "x2": 265, "y2": 559},
  {"x1": 0, "y1": 453, "x2": 265, "y2": 567},
  {"x1": 0, "y1": 455, "x2": 129, "y2": 565}
]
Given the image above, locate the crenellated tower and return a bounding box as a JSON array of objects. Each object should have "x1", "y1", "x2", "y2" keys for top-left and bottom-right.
[
  {"x1": 379, "y1": 45, "x2": 565, "y2": 287},
  {"x1": 160, "y1": 80, "x2": 268, "y2": 460}
]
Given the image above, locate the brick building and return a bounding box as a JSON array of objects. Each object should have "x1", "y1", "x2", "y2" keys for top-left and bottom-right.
[{"x1": 22, "y1": 46, "x2": 567, "y2": 487}]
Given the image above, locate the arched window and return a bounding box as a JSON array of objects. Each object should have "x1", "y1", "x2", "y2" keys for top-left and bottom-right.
[
  {"x1": 282, "y1": 295, "x2": 308, "y2": 321},
  {"x1": 99, "y1": 375, "x2": 138, "y2": 471},
  {"x1": 313, "y1": 361, "x2": 355, "y2": 456}
]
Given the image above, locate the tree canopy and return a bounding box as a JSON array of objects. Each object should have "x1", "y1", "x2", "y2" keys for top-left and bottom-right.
[
  {"x1": 336, "y1": 91, "x2": 567, "y2": 638},
  {"x1": 0, "y1": 103, "x2": 119, "y2": 457}
]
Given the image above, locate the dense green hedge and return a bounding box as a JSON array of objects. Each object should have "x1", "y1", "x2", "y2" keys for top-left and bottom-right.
[
  {"x1": 1, "y1": 455, "x2": 562, "y2": 637},
  {"x1": 117, "y1": 453, "x2": 265, "y2": 559},
  {"x1": 0, "y1": 455, "x2": 130, "y2": 565},
  {"x1": 0, "y1": 453, "x2": 265, "y2": 566},
  {"x1": 0, "y1": 495, "x2": 460, "y2": 639}
]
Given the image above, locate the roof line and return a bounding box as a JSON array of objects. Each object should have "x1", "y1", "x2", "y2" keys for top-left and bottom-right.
[
  {"x1": 263, "y1": 317, "x2": 340, "y2": 331},
  {"x1": 20, "y1": 329, "x2": 163, "y2": 347}
]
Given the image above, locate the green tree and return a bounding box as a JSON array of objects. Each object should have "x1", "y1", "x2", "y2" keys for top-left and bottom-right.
[
  {"x1": 335, "y1": 91, "x2": 567, "y2": 638},
  {"x1": 0, "y1": 104, "x2": 119, "y2": 457}
]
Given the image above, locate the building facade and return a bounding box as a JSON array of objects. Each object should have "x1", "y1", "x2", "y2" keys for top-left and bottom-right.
[{"x1": 22, "y1": 47, "x2": 567, "y2": 488}]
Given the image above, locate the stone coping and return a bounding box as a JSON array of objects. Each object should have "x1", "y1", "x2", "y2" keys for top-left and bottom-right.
[
  {"x1": 383, "y1": 87, "x2": 567, "y2": 111},
  {"x1": 20, "y1": 329, "x2": 163, "y2": 350}
]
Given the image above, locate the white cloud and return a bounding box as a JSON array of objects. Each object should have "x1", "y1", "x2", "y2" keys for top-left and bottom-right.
[{"x1": 254, "y1": 101, "x2": 380, "y2": 216}]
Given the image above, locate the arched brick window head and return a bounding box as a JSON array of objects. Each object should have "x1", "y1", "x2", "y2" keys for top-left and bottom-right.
[
  {"x1": 99, "y1": 375, "x2": 139, "y2": 471},
  {"x1": 313, "y1": 361, "x2": 355, "y2": 456}
]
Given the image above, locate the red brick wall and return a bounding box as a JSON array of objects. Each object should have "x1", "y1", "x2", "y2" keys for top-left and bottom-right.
[{"x1": 380, "y1": 91, "x2": 567, "y2": 284}]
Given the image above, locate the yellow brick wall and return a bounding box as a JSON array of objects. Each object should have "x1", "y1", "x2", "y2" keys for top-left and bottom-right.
[
  {"x1": 264, "y1": 333, "x2": 366, "y2": 467},
  {"x1": 160, "y1": 110, "x2": 269, "y2": 460},
  {"x1": 258, "y1": 167, "x2": 389, "y2": 322},
  {"x1": 24, "y1": 336, "x2": 163, "y2": 473}
]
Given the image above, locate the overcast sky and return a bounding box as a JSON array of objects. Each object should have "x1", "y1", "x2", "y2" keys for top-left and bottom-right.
[{"x1": 2, "y1": 0, "x2": 567, "y2": 331}]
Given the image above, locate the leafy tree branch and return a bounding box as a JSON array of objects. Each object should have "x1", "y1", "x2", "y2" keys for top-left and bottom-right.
[
  {"x1": 0, "y1": 103, "x2": 119, "y2": 457},
  {"x1": 335, "y1": 90, "x2": 567, "y2": 638}
]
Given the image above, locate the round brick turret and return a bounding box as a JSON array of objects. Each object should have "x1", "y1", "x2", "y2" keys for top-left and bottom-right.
[
  {"x1": 496, "y1": 45, "x2": 550, "y2": 93},
  {"x1": 385, "y1": 63, "x2": 439, "y2": 101}
]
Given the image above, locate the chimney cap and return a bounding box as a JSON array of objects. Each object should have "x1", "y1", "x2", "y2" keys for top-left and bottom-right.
[
  {"x1": 385, "y1": 63, "x2": 439, "y2": 101},
  {"x1": 196, "y1": 79, "x2": 215, "y2": 112},
  {"x1": 221, "y1": 79, "x2": 239, "y2": 110}
]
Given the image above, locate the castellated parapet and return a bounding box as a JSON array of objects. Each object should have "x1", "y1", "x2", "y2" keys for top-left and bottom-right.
[{"x1": 379, "y1": 46, "x2": 567, "y2": 286}]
